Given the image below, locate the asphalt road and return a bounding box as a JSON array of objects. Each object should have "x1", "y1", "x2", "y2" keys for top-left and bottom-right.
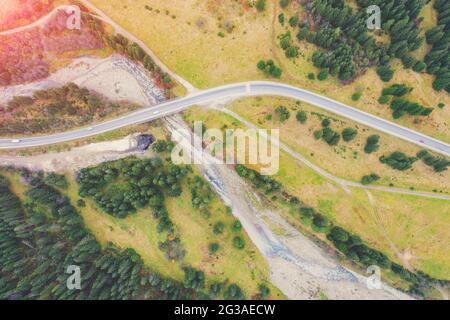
[{"x1": 1, "y1": 81, "x2": 449, "y2": 157}]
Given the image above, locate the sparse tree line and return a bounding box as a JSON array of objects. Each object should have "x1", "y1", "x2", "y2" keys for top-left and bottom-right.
[
  {"x1": 257, "y1": 60, "x2": 283, "y2": 78},
  {"x1": 191, "y1": 175, "x2": 215, "y2": 218},
  {"x1": 234, "y1": 164, "x2": 450, "y2": 297},
  {"x1": 0, "y1": 83, "x2": 136, "y2": 136},
  {"x1": 279, "y1": 31, "x2": 300, "y2": 59},
  {"x1": 378, "y1": 83, "x2": 434, "y2": 119},
  {"x1": 268, "y1": 103, "x2": 446, "y2": 182},
  {"x1": 363, "y1": 148, "x2": 448, "y2": 184},
  {"x1": 106, "y1": 34, "x2": 175, "y2": 98},
  {"x1": 211, "y1": 217, "x2": 247, "y2": 253},
  {"x1": 423, "y1": 0, "x2": 450, "y2": 93},
  {"x1": 416, "y1": 150, "x2": 450, "y2": 173}
]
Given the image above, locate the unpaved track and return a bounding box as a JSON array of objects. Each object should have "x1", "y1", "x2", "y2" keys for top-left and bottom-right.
[
  {"x1": 213, "y1": 106, "x2": 450, "y2": 201},
  {"x1": 0, "y1": 2, "x2": 442, "y2": 299},
  {"x1": 165, "y1": 114, "x2": 412, "y2": 300},
  {"x1": 77, "y1": 0, "x2": 196, "y2": 93},
  {"x1": 0, "y1": 0, "x2": 195, "y2": 92}
]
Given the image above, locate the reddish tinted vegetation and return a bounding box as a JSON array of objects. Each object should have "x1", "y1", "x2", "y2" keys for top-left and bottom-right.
[
  {"x1": 0, "y1": 0, "x2": 54, "y2": 32},
  {"x1": 0, "y1": 9, "x2": 105, "y2": 86},
  {"x1": 0, "y1": 83, "x2": 140, "y2": 135}
]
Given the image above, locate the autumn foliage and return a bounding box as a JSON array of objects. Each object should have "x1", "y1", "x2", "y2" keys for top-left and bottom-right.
[{"x1": 0, "y1": 8, "x2": 104, "y2": 86}]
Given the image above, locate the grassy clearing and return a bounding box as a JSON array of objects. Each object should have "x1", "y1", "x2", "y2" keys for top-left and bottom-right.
[
  {"x1": 65, "y1": 174, "x2": 182, "y2": 279},
  {"x1": 165, "y1": 172, "x2": 281, "y2": 298},
  {"x1": 68, "y1": 162, "x2": 281, "y2": 298},
  {"x1": 0, "y1": 163, "x2": 282, "y2": 298},
  {"x1": 90, "y1": 0, "x2": 273, "y2": 88},
  {"x1": 227, "y1": 96, "x2": 449, "y2": 193},
  {"x1": 89, "y1": 0, "x2": 450, "y2": 141},
  {"x1": 183, "y1": 107, "x2": 450, "y2": 280}
]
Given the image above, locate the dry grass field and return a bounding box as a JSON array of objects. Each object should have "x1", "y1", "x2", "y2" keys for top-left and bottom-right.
[
  {"x1": 184, "y1": 106, "x2": 450, "y2": 280},
  {"x1": 89, "y1": 0, "x2": 450, "y2": 141},
  {"x1": 228, "y1": 96, "x2": 449, "y2": 193}
]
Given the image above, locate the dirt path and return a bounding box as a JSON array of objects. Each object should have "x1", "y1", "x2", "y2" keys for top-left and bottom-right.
[
  {"x1": 77, "y1": 0, "x2": 196, "y2": 93},
  {"x1": 164, "y1": 114, "x2": 412, "y2": 300},
  {"x1": 211, "y1": 105, "x2": 450, "y2": 201},
  {"x1": 0, "y1": 5, "x2": 73, "y2": 36},
  {"x1": 0, "y1": 1, "x2": 196, "y2": 93}
]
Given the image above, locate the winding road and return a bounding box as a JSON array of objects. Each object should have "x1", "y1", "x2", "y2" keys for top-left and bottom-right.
[
  {"x1": 2, "y1": 2, "x2": 448, "y2": 157},
  {"x1": 1, "y1": 0, "x2": 447, "y2": 300},
  {"x1": 1, "y1": 81, "x2": 450, "y2": 158}
]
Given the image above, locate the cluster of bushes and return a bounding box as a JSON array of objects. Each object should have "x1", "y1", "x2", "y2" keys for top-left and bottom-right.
[
  {"x1": 279, "y1": 31, "x2": 299, "y2": 58},
  {"x1": 255, "y1": 0, "x2": 266, "y2": 12},
  {"x1": 224, "y1": 283, "x2": 245, "y2": 300},
  {"x1": 235, "y1": 166, "x2": 332, "y2": 234},
  {"x1": 424, "y1": 0, "x2": 450, "y2": 93},
  {"x1": 390, "y1": 99, "x2": 433, "y2": 119},
  {"x1": 364, "y1": 135, "x2": 380, "y2": 154},
  {"x1": 0, "y1": 172, "x2": 206, "y2": 300},
  {"x1": 107, "y1": 34, "x2": 174, "y2": 98},
  {"x1": 191, "y1": 175, "x2": 214, "y2": 216},
  {"x1": 235, "y1": 165, "x2": 282, "y2": 194},
  {"x1": 183, "y1": 267, "x2": 205, "y2": 290},
  {"x1": 310, "y1": 43, "x2": 358, "y2": 82},
  {"x1": 299, "y1": 207, "x2": 331, "y2": 233},
  {"x1": 417, "y1": 150, "x2": 450, "y2": 173},
  {"x1": 44, "y1": 172, "x2": 68, "y2": 189},
  {"x1": 258, "y1": 284, "x2": 271, "y2": 299},
  {"x1": 317, "y1": 69, "x2": 329, "y2": 81},
  {"x1": 275, "y1": 105, "x2": 291, "y2": 122},
  {"x1": 234, "y1": 165, "x2": 449, "y2": 296},
  {"x1": 213, "y1": 221, "x2": 225, "y2": 235},
  {"x1": 256, "y1": 60, "x2": 283, "y2": 78},
  {"x1": 321, "y1": 126, "x2": 341, "y2": 146},
  {"x1": 211, "y1": 219, "x2": 246, "y2": 251},
  {"x1": 380, "y1": 152, "x2": 418, "y2": 171},
  {"x1": 327, "y1": 227, "x2": 391, "y2": 268},
  {"x1": 315, "y1": 119, "x2": 341, "y2": 146},
  {"x1": 351, "y1": 92, "x2": 363, "y2": 101},
  {"x1": 296, "y1": 111, "x2": 308, "y2": 124},
  {"x1": 288, "y1": 15, "x2": 300, "y2": 28},
  {"x1": 327, "y1": 223, "x2": 447, "y2": 296},
  {"x1": 361, "y1": 173, "x2": 380, "y2": 185},
  {"x1": 208, "y1": 281, "x2": 246, "y2": 300},
  {"x1": 152, "y1": 140, "x2": 175, "y2": 153},
  {"x1": 278, "y1": 13, "x2": 286, "y2": 26},
  {"x1": 77, "y1": 156, "x2": 190, "y2": 260},
  {"x1": 0, "y1": 83, "x2": 136, "y2": 135},
  {"x1": 376, "y1": 66, "x2": 395, "y2": 82},
  {"x1": 382, "y1": 84, "x2": 413, "y2": 97},
  {"x1": 378, "y1": 84, "x2": 413, "y2": 104},
  {"x1": 233, "y1": 236, "x2": 246, "y2": 250},
  {"x1": 342, "y1": 128, "x2": 358, "y2": 142},
  {"x1": 208, "y1": 242, "x2": 220, "y2": 254}
]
